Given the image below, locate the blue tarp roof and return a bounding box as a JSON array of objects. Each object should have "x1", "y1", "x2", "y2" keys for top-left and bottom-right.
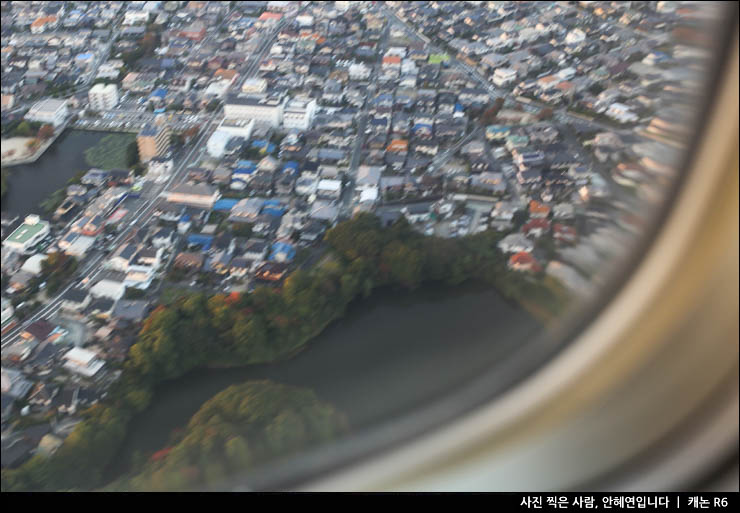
[
  {"x1": 250, "y1": 140, "x2": 276, "y2": 153},
  {"x1": 150, "y1": 87, "x2": 167, "y2": 98},
  {"x1": 270, "y1": 241, "x2": 296, "y2": 262},
  {"x1": 283, "y1": 161, "x2": 299, "y2": 170},
  {"x1": 233, "y1": 167, "x2": 256, "y2": 175},
  {"x1": 262, "y1": 207, "x2": 286, "y2": 217},
  {"x1": 187, "y1": 234, "x2": 213, "y2": 251},
  {"x1": 236, "y1": 160, "x2": 256, "y2": 169},
  {"x1": 213, "y1": 199, "x2": 238, "y2": 211}
]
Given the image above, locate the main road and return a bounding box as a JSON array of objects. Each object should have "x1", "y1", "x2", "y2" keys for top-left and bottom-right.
[{"x1": 2, "y1": 8, "x2": 297, "y2": 349}]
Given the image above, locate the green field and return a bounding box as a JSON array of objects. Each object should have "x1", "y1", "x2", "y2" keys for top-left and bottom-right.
[{"x1": 84, "y1": 133, "x2": 136, "y2": 170}]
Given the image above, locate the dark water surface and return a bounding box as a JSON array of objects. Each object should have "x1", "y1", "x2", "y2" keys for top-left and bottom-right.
[
  {"x1": 2, "y1": 130, "x2": 109, "y2": 218},
  {"x1": 110, "y1": 282, "x2": 540, "y2": 479}
]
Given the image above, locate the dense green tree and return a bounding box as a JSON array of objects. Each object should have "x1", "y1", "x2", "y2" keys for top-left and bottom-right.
[
  {"x1": 14, "y1": 121, "x2": 32, "y2": 137},
  {"x1": 110, "y1": 382, "x2": 346, "y2": 492}
]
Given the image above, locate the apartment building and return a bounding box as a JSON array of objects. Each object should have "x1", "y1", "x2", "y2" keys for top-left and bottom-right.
[
  {"x1": 136, "y1": 121, "x2": 171, "y2": 163},
  {"x1": 224, "y1": 94, "x2": 285, "y2": 128},
  {"x1": 25, "y1": 98, "x2": 68, "y2": 127},
  {"x1": 88, "y1": 83, "x2": 119, "y2": 111},
  {"x1": 282, "y1": 98, "x2": 317, "y2": 131}
]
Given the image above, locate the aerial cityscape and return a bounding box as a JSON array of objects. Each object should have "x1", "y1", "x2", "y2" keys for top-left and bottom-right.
[{"x1": 0, "y1": 0, "x2": 718, "y2": 492}]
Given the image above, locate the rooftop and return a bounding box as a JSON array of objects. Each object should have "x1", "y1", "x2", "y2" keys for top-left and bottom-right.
[{"x1": 4, "y1": 217, "x2": 48, "y2": 245}]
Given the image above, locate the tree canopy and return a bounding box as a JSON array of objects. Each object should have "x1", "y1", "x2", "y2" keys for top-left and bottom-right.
[{"x1": 110, "y1": 381, "x2": 346, "y2": 491}]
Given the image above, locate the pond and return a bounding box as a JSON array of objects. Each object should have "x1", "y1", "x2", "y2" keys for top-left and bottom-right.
[
  {"x1": 1, "y1": 130, "x2": 112, "y2": 219},
  {"x1": 109, "y1": 281, "x2": 540, "y2": 480}
]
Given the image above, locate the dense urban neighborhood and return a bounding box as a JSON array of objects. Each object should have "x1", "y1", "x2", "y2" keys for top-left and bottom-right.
[{"x1": 0, "y1": 0, "x2": 709, "y2": 491}]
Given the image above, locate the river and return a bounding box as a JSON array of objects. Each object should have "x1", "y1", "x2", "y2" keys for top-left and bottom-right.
[
  {"x1": 1, "y1": 130, "x2": 110, "y2": 219},
  {"x1": 109, "y1": 282, "x2": 540, "y2": 480}
]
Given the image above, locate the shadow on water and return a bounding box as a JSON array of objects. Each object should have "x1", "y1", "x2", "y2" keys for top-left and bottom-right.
[{"x1": 107, "y1": 281, "x2": 540, "y2": 480}]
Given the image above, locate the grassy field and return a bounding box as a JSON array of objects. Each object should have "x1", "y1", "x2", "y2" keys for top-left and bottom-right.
[{"x1": 84, "y1": 133, "x2": 136, "y2": 170}]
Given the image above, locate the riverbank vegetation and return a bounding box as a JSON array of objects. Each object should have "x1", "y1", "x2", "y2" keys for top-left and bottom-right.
[
  {"x1": 83, "y1": 133, "x2": 137, "y2": 170},
  {"x1": 106, "y1": 381, "x2": 347, "y2": 491},
  {"x1": 1, "y1": 214, "x2": 570, "y2": 492},
  {"x1": 1, "y1": 169, "x2": 7, "y2": 199},
  {"x1": 1, "y1": 120, "x2": 42, "y2": 138}
]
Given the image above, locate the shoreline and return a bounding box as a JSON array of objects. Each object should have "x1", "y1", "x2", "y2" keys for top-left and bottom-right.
[{"x1": 0, "y1": 121, "x2": 71, "y2": 167}]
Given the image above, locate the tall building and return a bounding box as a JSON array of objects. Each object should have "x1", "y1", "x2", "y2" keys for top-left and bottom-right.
[
  {"x1": 282, "y1": 98, "x2": 317, "y2": 131},
  {"x1": 224, "y1": 94, "x2": 285, "y2": 128},
  {"x1": 25, "y1": 98, "x2": 68, "y2": 127},
  {"x1": 3, "y1": 215, "x2": 50, "y2": 254},
  {"x1": 136, "y1": 119, "x2": 171, "y2": 163},
  {"x1": 88, "y1": 83, "x2": 119, "y2": 111}
]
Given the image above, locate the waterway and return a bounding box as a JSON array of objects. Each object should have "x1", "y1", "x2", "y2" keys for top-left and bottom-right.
[
  {"x1": 109, "y1": 282, "x2": 540, "y2": 480},
  {"x1": 1, "y1": 130, "x2": 110, "y2": 219}
]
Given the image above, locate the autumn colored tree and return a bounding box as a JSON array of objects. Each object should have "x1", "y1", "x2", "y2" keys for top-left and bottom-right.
[
  {"x1": 537, "y1": 107, "x2": 554, "y2": 121},
  {"x1": 37, "y1": 124, "x2": 55, "y2": 140},
  {"x1": 480, "y1": 97, "x2": 505, "y2": 124}
]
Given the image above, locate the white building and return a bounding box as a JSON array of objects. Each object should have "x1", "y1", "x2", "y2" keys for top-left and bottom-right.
[
  {"x1": 224, "y1": 94, "x2": 285, "y2": 128},
  {"x1": 317, "y1": 179, "x2": 342, "y2": 199},
  {"x1": 63, "y1": 347, "x2": 105, "y2": 377},
  {"x1": 25, "y1": 98, "x2": 68, "y2": 127},
  {"x1": 335, "y1": 0, "x2": 351, "y2": 11},
  {"x1": 165, "y1": 183, "x2": 221, "y2": 209},
  {"x1": 64, "y1": 235, "x2": 96, "y2": 258},
  {"x1": 90, "y1": 279, "x2": 126, "y2": 301},
  {"x1": 498, "y1": 233, "x2": 535, "y2": 254},
  {"x1": 349, "y1": 63, "x2": 371, "y2": 80},
  {"x1": 282, "y1": 98, "x2": 317, "y2": 131},
  {"x1": 88, "y1": 83, "x2": 119, "y2": 111},
  {"x1": 206, "y1": 130, "x2": 233, "y2": 158},
  {"x1": 565, "y1": 28, "x2": 586, "y2": 45},
  {"x1": 20, "y1": 254, "x2": 47, "y2": 275},
  {"x1": 296, "y1": 14, "x2": 314, "y2": 27},
  {"x1": 606, "y1": 103, "x2": 639, "y2": 124},
  {"x1": 148, "y1": 156, "x2": 174, "y2": 183},
  {"x1": 241, "y1": 77, "x2": 268, "y2": 94},
  {"x1": 123, "y1": 10, "x2": 150, "y2": 25},
  {"x1": 493, "y1": 67, "x2": 517, "y2": 87},
  {"x1": 218, "y1": 118, "x2": 255, "y2": 140},
  {"x1": 3, "y1": 215, "x2": 50, "y2": 254}
]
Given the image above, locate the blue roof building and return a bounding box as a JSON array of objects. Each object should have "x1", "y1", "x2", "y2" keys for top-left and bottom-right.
[
  {"x1": 283, "y1": 161, "x2": 299, "y2": 173},
  {"x1": 213, "y1": 199, "x2": 238, "y2": 212},
  {"x1": 236, "y1": 160, "x2": 256, "y2": 170},
  {"x1": 150, "y1": 87, "x2": 168, "y2": 99},
  {"x1": 270, "y1": 241, "x2": 296, "y2": 263},
  {"x1": 187, "y1": 234, "x2": 213, "y2": 251}
]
